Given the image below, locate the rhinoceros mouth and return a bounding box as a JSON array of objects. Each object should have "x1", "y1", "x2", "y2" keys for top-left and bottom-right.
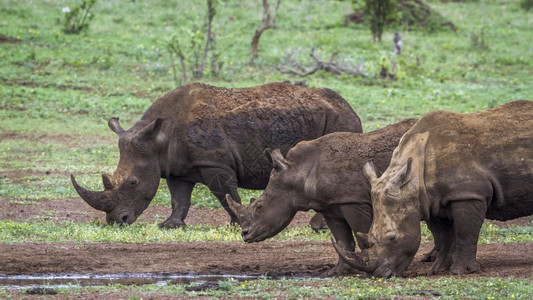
[
  {"x1": 371, "y1": 264, "x2": 394, "y2": 278},
  {"x1": 241, "y1": 226, "x2": 269, "y2": 243}
]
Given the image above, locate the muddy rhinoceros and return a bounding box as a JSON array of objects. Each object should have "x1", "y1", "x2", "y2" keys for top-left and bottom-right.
[
  {"x1": 226, "y1": 118, "x2": 418, "y2": 275},
  {"x1": 71, "y1": 82, "x2": 362, "y2": 228},
  {"x1": 334, "y1": 100, "x2": 533, "y2": 277}
]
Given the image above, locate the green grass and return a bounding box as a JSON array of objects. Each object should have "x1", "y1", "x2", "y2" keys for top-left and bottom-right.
[
  {"x1": 0, "y1": 219, "x2": 530, "y2": 244},
  {"x1": 1, "y1": 276, "x2": 531, "y2": 299}
]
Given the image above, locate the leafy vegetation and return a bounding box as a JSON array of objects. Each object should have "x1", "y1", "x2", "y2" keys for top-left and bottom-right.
[
  {"x1": 0, "y1": 219, "x2": 530, "y2": 244},
  {"x1": 59, "y1": 0, "x2": 98, "y2": 34},
  {"x1": 2, "y1": 276, "x2": 532, "y2": 299}
]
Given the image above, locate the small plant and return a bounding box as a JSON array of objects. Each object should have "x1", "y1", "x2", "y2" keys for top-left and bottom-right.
[
  {"x1": 470, "y1": 27, "x2": 489, "y2": 50},
  {"x1": 60, "y1": 0, "x2": 97, "y2": 34},
  {"x1": 164, "y1": 0, "x2": 222, "y2": 85}
]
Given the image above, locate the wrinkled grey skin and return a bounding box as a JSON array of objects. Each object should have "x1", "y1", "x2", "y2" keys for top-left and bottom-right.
[
  {"x1": 334, "y1": 100, "x2": 533, "y2": 277},
  {"x1": 71, "y1": 82, "x2": 362, "y2": 228},
  {"x1": 227, "y1": 119, "x2": 417, "y2": 275}
]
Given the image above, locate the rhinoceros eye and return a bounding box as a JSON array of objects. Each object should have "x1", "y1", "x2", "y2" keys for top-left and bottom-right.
[
  {"x1": 130, "y1": 178, "x2": 138, "y2": 186},
  {"x1": 385, "y1": 231, "x2": 397, "y2": 242},
  {"x1": 255, "y1": 202, "x2": 263, "y2": 211}
]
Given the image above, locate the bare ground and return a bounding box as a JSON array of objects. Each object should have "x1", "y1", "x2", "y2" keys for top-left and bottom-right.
[
  {"x1": 0, "y1": 240, "x2": 532, "y2": 279},
  {"x1": 0, "y1": 196, "x2": 532, "y2": 279}
]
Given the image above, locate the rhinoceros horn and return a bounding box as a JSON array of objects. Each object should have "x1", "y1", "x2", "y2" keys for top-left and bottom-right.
[
  {"x1": 331, "y1": 237, "x2": 373, "y2": 273},
  {"x1": 356, "y1": 232, "x2": 376, "y2": 249},
  {"x1": 108, "y1": 117, "x2": 125, "y2": 136},
  {"x1": 226, "y1": 194, "x2": 251, "y2": 223},
  {"x1": 71, "y1": 174, "x2": 114, "y2": 212},
  {"x1": 102, "y1": 173, "x2": 114, "y2": 190}
]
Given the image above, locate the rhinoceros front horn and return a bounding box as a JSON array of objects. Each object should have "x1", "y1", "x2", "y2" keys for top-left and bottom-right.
[
  {"x1": 331, "y1": 237, "x2": 373, "y2": 273},
  {"x1": 71, "y1": 174, "x2": 114, "y2": 212},
  {"x1": 225, "y1": 194, "x2": 250, "y2": 223}
]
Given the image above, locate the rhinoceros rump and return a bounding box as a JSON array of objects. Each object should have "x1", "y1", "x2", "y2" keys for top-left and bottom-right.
[
  {"x1": 226, "y1": 118, "x2": 418, "y2": 275},
  {"x1": 71, "y1": 82, "x2": 362, "y2": 228},
  {"x1": 335, "y1": 100, "x2": 533, "y2": 277}
]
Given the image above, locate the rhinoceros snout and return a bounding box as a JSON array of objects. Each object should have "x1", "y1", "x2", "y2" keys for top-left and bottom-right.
[
  {"x1": 106, "y1": 211, "x2": 136, "y2": 225},
  {"x1": 241, "y1": 229, "x2": 251, "y2": 242}
]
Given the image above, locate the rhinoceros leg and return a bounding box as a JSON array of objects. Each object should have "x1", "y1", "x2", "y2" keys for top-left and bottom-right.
[
  {"x1": 322, "y1": 212, "x2": 359, "y2": 276},
  {"x1": 427, "y1": 218, "x2": 454, "y2": 275},
  {"x1": 449, "y1": 200, "x2": 486, "y2": 275},
  {"x1": 201, "y1": 168, "x2": 241, "y2": 224},
  {"x1": 159, "y1": 177, "x2": 195, "y2": 229},
  {"x1": 340, "y1": 204, "x2": 373, "y2": 250},
  {"x1": 309, "y1": 212, "x2": 328, "y2": 232}
]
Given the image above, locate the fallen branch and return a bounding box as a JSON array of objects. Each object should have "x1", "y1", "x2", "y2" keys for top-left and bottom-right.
[{"x1": 276, "y1": 49, "x2": 366, "y2": 77}]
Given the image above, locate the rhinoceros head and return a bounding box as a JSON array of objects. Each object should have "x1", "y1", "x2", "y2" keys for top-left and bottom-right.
[
  {"x1": 71, "y1": 117, "x2": 167, "y2": 225},
  {"x1": 333, "y1": 158, "x2": 422, "y2": 277},
  {"x1": 226, "y1": 149, "x2": 299, "y2": 242}
]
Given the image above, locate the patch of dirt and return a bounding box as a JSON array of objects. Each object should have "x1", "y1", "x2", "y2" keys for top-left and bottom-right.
[
  {"x1": 0, "y1": 197, "x2": 315, "y2": 228},
  {"x1": 0, "y1": 241, "x2": 531, "y2": 279},
  {"x1": 0, "y1": 130, "x2": 115, "y2": 149},
  {"x1": 0, "y1": 34, "x2": 20, "y2": 43}
]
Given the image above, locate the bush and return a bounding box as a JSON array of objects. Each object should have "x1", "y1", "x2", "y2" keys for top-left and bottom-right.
[
  {"x1": 60, "y1": 0, "x2": 97, "y2": 34},
  {"x1": 521, "y1": 0, "x2": 533, "y2": 11}
]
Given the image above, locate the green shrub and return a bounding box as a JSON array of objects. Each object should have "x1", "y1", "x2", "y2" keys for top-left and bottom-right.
[
  {"x1": 521, "y1": 0, "x2": 533, "y2": 11},
  {"x1": 59, "y1": 0, "x2": 97, "y2": 34}
]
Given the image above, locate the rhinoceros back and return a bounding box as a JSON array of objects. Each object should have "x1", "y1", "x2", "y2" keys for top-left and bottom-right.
[{"x1": 140, "y1": 82, "x2": 362, "y2": 189}]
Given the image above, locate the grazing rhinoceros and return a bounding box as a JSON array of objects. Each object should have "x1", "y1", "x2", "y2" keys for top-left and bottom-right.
[
  {"x1": 71, "y1": 82, "x2": 362, "y2": 228},
  {"x1": 226, "y1": 118, "x2": 418, "y2": 275},
  {"x1": 333, "y1": 100, "x2": 533, "y2": 277}
]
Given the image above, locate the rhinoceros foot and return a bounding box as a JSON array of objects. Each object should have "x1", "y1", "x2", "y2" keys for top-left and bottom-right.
[
  {"x1": 450, "y1": 259, "x2": 480, "y2": 275},
  {"x1": 420, "y1": 246, "x2": 438, "y2": 262},
  {"x1": 159, "y1": 219, "x2": 187, "y2": 229}
]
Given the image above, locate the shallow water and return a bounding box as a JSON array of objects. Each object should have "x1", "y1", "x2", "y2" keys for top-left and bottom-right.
[{"x1": 0, "y1": 273, "x2": 270, "y2": 290}]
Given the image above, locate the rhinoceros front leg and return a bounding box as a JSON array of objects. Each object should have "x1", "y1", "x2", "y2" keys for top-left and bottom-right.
[
  {"x1": 322, "y1": 213, "x2": 358, "y2": 276},
  {"x1": 427, "y1": 218, "x2": 454, "y2": 275},
  {"x1": 449, "y1": 199, "x2": 487, "y2": 275},
  {"x1": 201, "y1": 168, "x2": 241, "y2": 224},
  {"x1": 159, "y1": 177, "x2": 195, "y2": 229}
]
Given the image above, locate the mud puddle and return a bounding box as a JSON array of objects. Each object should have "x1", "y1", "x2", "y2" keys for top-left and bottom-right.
[{"x1": 0, "y1": 273, "x2": 272, "y2": 290}]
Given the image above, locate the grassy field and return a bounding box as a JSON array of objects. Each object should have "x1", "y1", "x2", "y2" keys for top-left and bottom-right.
[{"x1": 1, "y1": 0, "x2": 532, "y2": 298}]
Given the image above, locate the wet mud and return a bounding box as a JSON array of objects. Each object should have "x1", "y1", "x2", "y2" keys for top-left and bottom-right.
[{"x1": 0, "y1": 241, "x2": 532, "y2": 279}]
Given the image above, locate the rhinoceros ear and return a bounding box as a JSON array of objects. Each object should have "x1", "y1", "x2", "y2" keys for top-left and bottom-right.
[
  {"x1": 132, "y1": 118, "x2": 164, "y2": 144},
  {"x1": 363, "y1": 161, "x2": 378, "y2": 186},
  {"x1": 270, "y1": 149, "x2": 289, "y2": 173},
  {"x1": 108, "y1": 117, "x2": 125, "y2": 136},
  {"x1": 388, "y1": 157, "x2": 413, "y2": 195}
]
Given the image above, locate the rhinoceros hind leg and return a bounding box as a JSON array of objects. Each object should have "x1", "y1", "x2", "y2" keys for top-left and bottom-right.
[
  {"x1": 202, "y1": 168, "x2": 241, "y2": 225},
  {"x1": 421, "y1": 247, "x2": 438, "y2": 262},
  {"x1": 309, "y1": 212, "x2": 328, "y2": 232}
]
